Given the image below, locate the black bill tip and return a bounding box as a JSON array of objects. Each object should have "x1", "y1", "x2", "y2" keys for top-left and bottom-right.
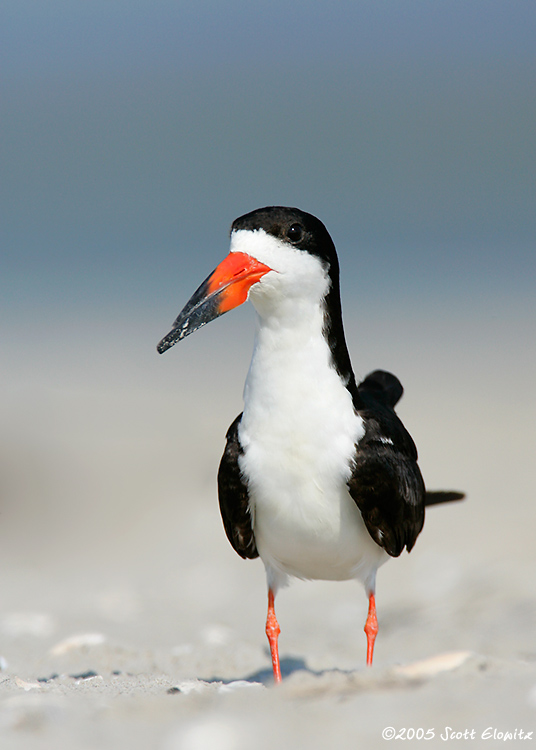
[
  {"x1": 157, "y1": 330, "x2": 180, "y2": 354},
  {"x1": 157, "y1": 315, "x2": 211, "y2": 354},
  {"x1": 157, "y1": 278, "x2": 222, "y2": 354}
]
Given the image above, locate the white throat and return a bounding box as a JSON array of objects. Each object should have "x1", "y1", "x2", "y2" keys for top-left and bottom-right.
[{"x1": 239, "y1": 292, "x2": 364, "y2": 498}]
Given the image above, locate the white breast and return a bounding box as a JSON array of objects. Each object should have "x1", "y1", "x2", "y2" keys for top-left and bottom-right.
[{"x1": 237, "y1": 274, "x2": 387, "y2": 590}]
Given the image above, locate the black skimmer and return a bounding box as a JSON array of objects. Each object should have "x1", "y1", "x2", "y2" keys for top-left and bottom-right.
[{"x1": 157, "y1": 206, "x2": 463, "y2": 683}]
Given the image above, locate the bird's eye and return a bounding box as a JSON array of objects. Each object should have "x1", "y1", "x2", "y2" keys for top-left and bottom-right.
[{"x1": 286, "y1": 224, "x2": 303, "y2": 243}]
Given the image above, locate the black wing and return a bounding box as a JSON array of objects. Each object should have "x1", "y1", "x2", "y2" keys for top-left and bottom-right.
[
  {"x1": 347, "y1": 371, "x2": 425, "y2": 558},
  {"x1": 217, "y1": 413, "x2": 258, "y2": 560}
]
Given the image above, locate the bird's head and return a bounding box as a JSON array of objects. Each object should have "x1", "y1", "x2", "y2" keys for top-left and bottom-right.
[{"x1": 157, "y1": 206, "x2": 339, "y2": 353}]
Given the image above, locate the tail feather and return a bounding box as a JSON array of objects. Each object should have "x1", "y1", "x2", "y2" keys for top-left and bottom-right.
[{"x1": 425, "y1": 491, "x2": 465, "y2": 506}]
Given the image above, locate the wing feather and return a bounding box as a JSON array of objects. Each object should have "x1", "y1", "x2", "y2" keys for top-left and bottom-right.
[
  {"x1": 348, "y1": 371, "x2": 425, "y2": 557},
  {"x1": 217, "y1": 414, "x2": 258, "y2": 559}
]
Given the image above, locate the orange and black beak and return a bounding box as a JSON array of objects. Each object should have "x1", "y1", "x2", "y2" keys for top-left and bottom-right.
[{"x1": 157, "y1": 252, "x2": 273, "y2": 353}]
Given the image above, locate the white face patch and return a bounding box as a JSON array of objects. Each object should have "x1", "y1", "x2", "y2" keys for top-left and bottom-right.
[{"x1": 229, "y1": 228, "x2": 330, "y2": 319}]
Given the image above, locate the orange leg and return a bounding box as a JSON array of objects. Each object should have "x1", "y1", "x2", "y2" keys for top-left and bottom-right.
[
  {"x1": 364, "y1": 592, "x2": 378, "y2": 666},
  {"x1": 266, "y1": 588, "x2": 282, "y2": 683}
]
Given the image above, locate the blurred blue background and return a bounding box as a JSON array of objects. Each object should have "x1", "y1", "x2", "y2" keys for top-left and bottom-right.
[
  {"x1": 0, "y1": 1, "x2": 534, "y2": 567},
  {"x1": 2, "y1": 0, "x2": 535, "y2": 322}
]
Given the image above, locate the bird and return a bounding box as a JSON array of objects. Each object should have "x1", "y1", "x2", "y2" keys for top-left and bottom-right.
[{"x1": 157, "y1": 206, "x2": 463, "y2": 683}]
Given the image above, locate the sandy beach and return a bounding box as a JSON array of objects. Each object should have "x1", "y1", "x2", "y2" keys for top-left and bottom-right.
[{"x1": 1, "y1": 309, "x2": 535, "y2": 749}]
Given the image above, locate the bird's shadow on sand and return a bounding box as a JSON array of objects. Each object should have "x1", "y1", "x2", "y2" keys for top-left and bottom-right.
[{"x1": 210, "y1": 655, "x2": 327, "y2": 687}]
